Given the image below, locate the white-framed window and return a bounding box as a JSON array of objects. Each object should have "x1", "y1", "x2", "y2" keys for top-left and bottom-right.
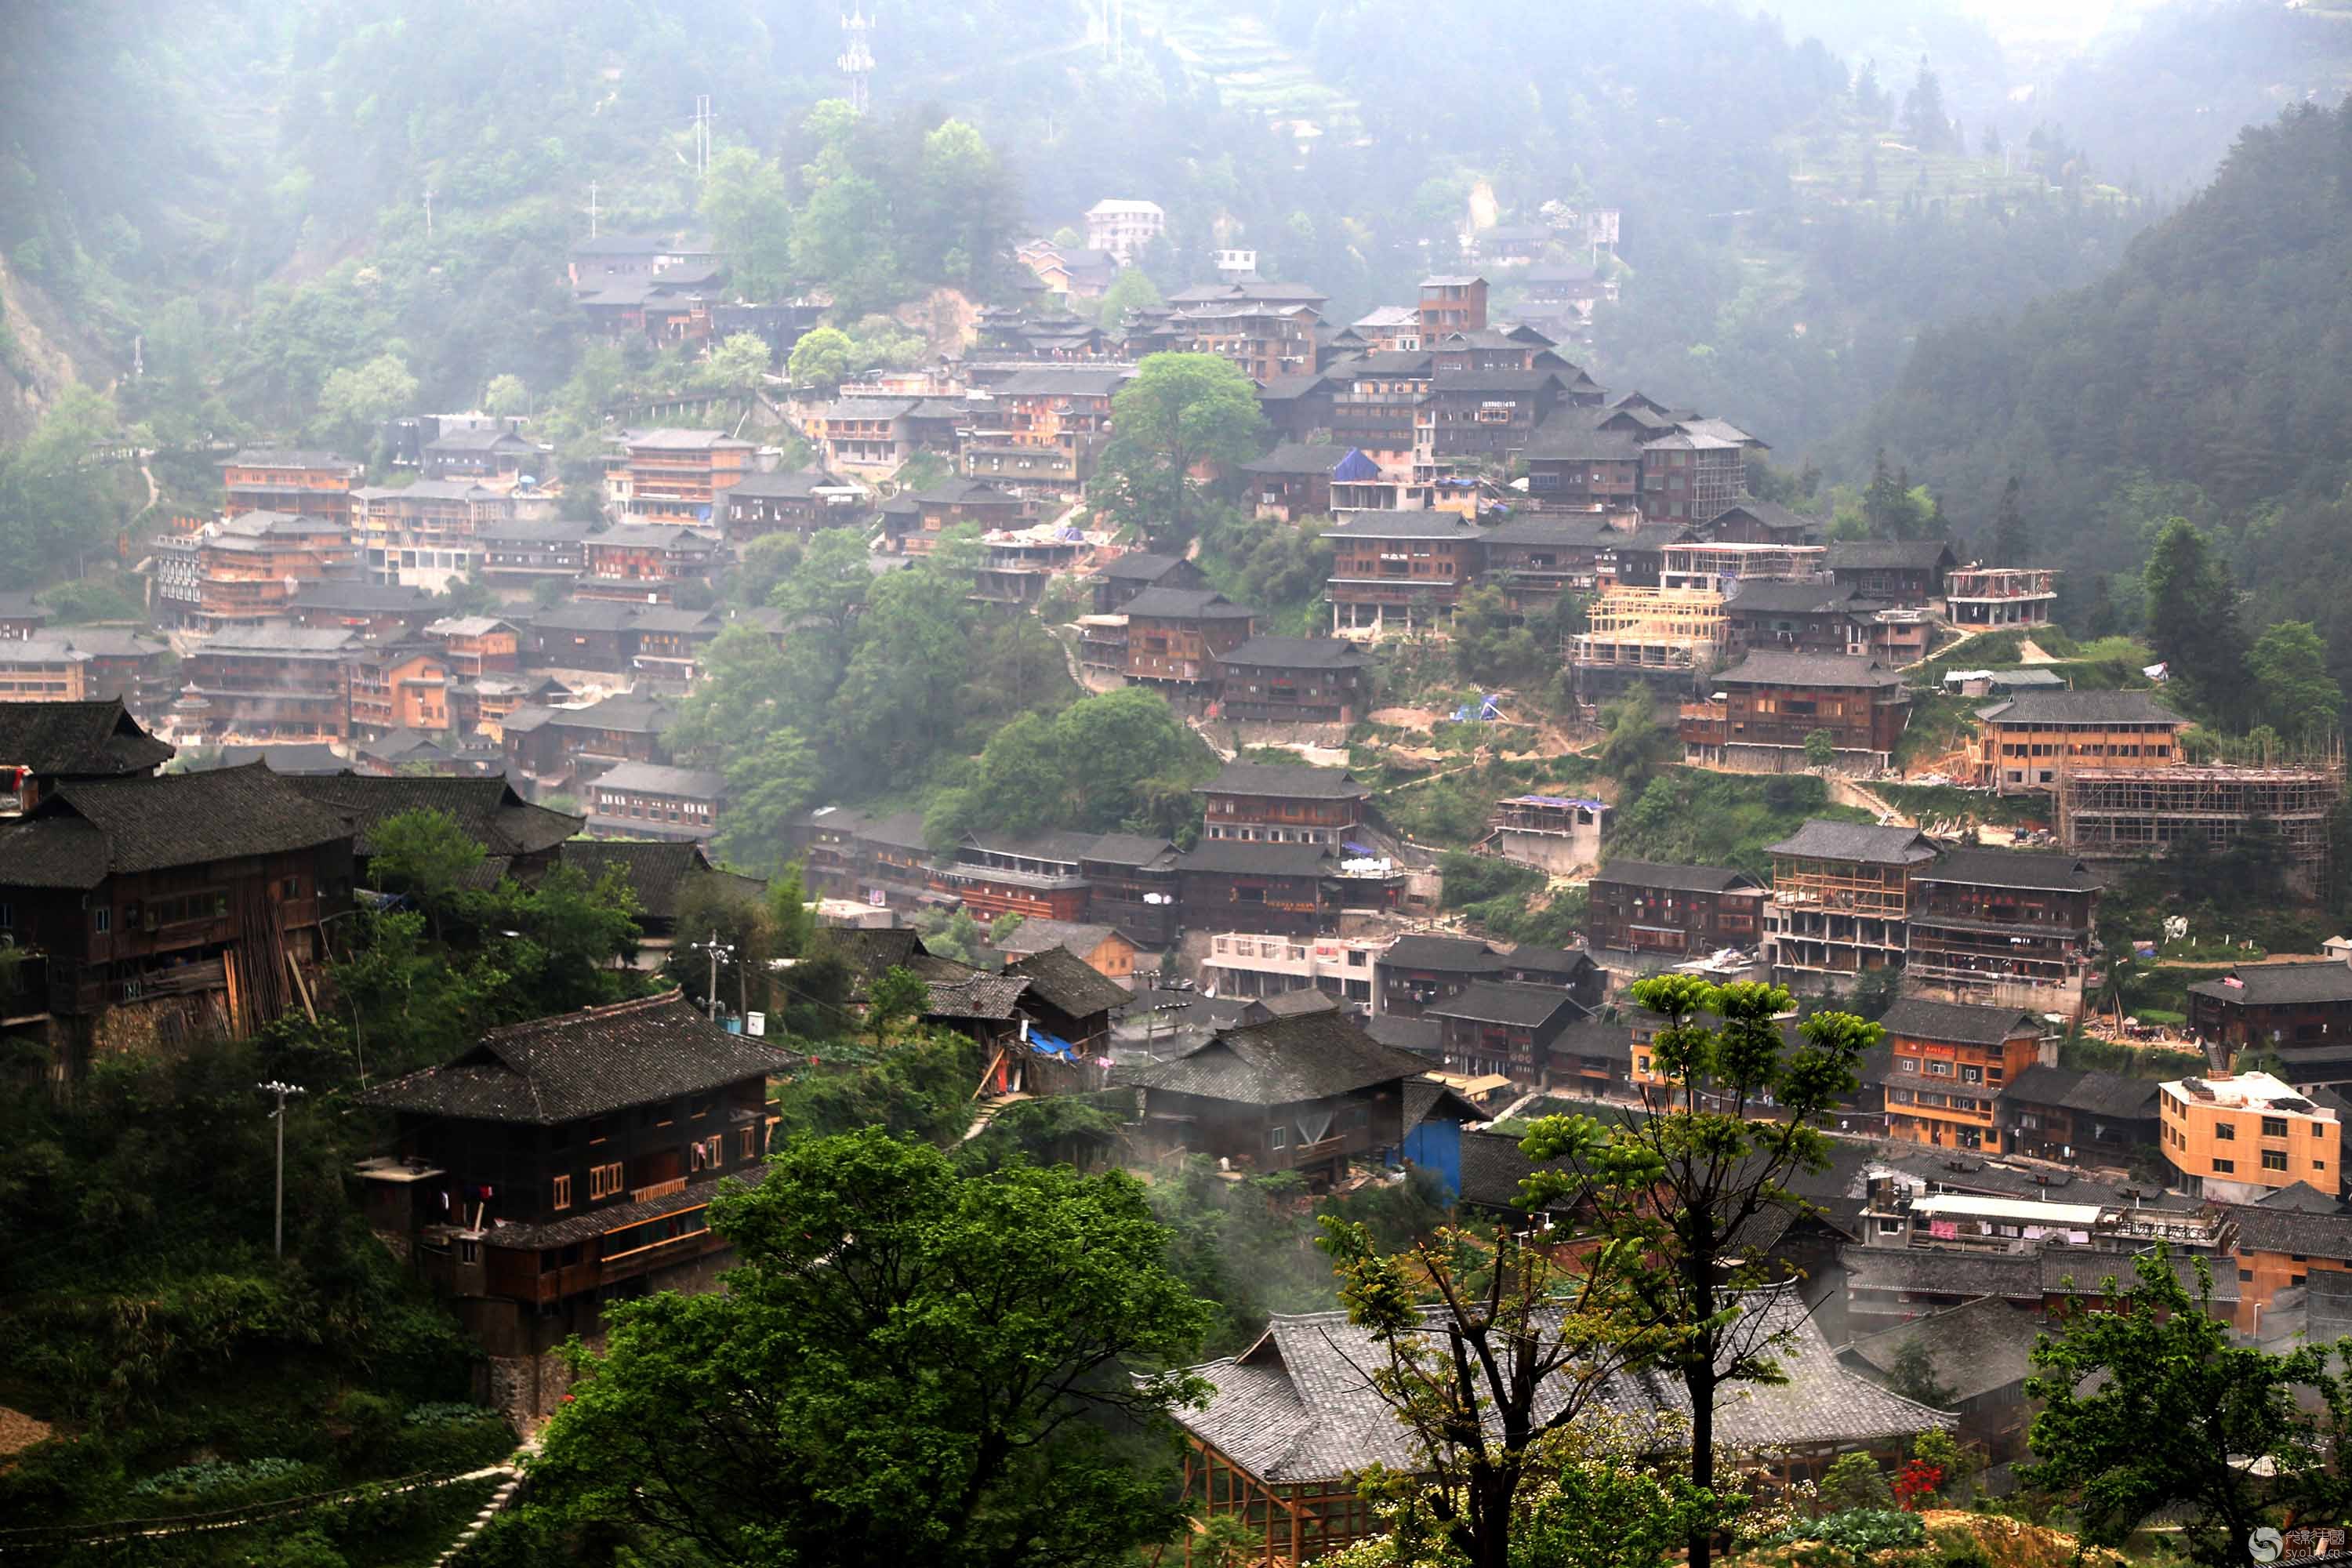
[{"x1": 1268, "y1": 1126, "x2": 1289, "y2": 1149}]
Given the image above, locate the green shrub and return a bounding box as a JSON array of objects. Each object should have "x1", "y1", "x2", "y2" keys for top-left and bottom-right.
[
  {"x1": 1773, "y1": 1508, "x2": 1927, "y2": 1555},
  {"x1": 129, "y1": 1455, "x2": 321, "y2": 1507}
]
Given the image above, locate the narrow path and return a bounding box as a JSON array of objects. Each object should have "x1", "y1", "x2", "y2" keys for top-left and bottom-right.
[{"x1": 1186, "y1": 714, "x2": 1236, "y2": 763}]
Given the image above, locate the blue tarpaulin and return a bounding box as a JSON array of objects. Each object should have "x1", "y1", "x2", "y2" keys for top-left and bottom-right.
[
  {"x1": 1343, "y1": 840, "x2": 1374, "y2": 855},
  {"x1": 1028, "y1": 1028, "x2": 1076, "y2": 1058}
]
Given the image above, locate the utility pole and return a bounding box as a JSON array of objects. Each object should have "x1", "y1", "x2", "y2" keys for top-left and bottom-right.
[
  {"x1": 423, "y1": 187, "x2": 434, "y2": 240},
  {"x1": 588, "y1": 180, "x2": 599, "y2": 239},
  {"x1": 694, "y1": 930, "x2": 735, "y2": 1022},
  {"x1": 691, "y1": 95, "x2": 713, "y2": 183},
  {"x1": 258, "y1": 1080, "x2": 307, "y2": 1260}
]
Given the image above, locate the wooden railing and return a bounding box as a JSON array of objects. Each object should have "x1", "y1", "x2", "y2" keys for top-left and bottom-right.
[{"x1": 631, "y1": 1177, "x2": 688, "y2": 1204}]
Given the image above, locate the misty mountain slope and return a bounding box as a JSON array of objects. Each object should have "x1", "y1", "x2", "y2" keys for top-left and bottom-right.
[{"x1": 1835, "y1": 98, "x2": 2352, "y2": 666}]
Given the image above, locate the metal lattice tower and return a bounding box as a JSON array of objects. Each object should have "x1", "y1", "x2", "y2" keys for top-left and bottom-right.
[{"x1": 840, "y1": 8, "x2": 875, "y2": 116}]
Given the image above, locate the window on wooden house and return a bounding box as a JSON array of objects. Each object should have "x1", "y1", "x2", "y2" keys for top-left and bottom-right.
[
  {"x1": 590, "y1": 1162, "x2": 625, "y2": 1200},
  {"x1": 550, "y1": 1174, "x2": 572, "y2": 1210}
]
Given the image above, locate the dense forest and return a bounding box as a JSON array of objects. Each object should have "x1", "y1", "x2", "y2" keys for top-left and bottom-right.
[{"x1": 1838, "y1": 99, "x2": 2352, "y2": 686}]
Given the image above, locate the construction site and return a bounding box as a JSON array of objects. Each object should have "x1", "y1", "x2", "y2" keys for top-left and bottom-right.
[{"x1": 2057, "y1": 761, "x2": 2345, "y2": 895}]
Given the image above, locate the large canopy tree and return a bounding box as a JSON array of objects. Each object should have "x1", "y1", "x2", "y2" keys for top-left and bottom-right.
[{"x1": 496, "y1": 1128, "x2": 1213, "y2": 1568}]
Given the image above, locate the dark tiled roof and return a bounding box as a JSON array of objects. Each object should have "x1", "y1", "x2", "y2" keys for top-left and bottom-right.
[
  {"x1": 559, "y1": 840, "x2": 764, "y2": 920},
  {"x1": 1709, "y1": 498, "x2": 1821, "y2": 536},
  {"x1": 1095, "y1": 553, "x2": 1192, "y2": 583},
  {"x1": 0, "y1": 764, "x2": 353, "y2": 889},
  {"x1": 1593, "y1": 858, "x2": 1762, "y2": 895},
  {"x1": 285, "y1": 775, "x2": 581, "y2": 858},
  {"x1": 1363, "y1": 1014, "x2": 1441, "y2": 1054},
  {"x1": 1080, "y1": 832, "x2": 1178, "y2": 869},
  {"x1": 0, "y1": 699, "x2": 174, "y2": 777},
  {"x1": 726, "y1": 466, "x2": 849, "y2": 499},
  {"x1": 1006, "y1": 946, "x2": 1130, "y2": 1019},
  {"x1": 485, "y1": 1181, "x2": 720, "y2": 1250},
  {"x1": 591, "y1": 761, "x2": 724, "y2": 799},
  {"x1": 2003, "y1": 1065, "x2": 2160, "y2": 1120},
  {"x1": 1424, "y1": 980, "x2": 1578, "y2": 1029},
  {"x1": 1177, "y1": 840, "x2": 1338, "y2": 877},
  {"x1": 2220, "y1": 1200, "x2": 2352, "y2": 1261},
  {"x1": 992, "y1": 367, "x2": 1131, "y2": 397},
  {"x1": 1251, "y1": 989, "x2": 1340, "y2": 1018},
  {"x1": 1878, "y1": 998, "x2": 2042, "y2": 1047},
  {"x1": 1722, "y1": 580, "x2": 1860, "y2": 616},
  {"x1": 1242, "y1": 442, "x2": 1354, "y2": 477},
  {"x1": 360, "y1": 989, "x2": 789, "y2": 1124},
  {"x1": 1847, "y1": 1296, "x2": 2048, "y2": 1403},
  {"x1": 1500, "y1": 946, "x2": 1599, "y2": 981},
  {"x1": 1202, "y1": 762, "x2": 1370, "y2": 800},
  {"x1": 1549, "y1": 1014, "x2": 1635, "y2": 1063},
  {"x1": 991, "y1": 918, "x2": 1120, "y2": 958},
  {"x1": 547, "y1": 695, "x2": 673, "y2": 735},
  {"x1": 2187, "y1": 961, "x2": 2352, "y2": 1007},
  {"x1": 1824, "y1": 540, "x2": 1958, "y2": 571},
  {"x1": 194, "y1": 743, "x2": 347, "y2": 775},
  {"x1": 1122, "y1": 586, "x2": 1254, "y2": 620},
  {"x1": 1129, "y1": 1011, "x2": 1433, "y2": 1105},
  {"x1": 1381, "y1": 934, "x2": 1503, "y2": 972},
  {"x1": 818, "y1": 926, "x2": 926, "y2": 980},
  {"x1": 1975, "y1": 690, "x2": 2180, "y2": 727},
  {"x1": 1713, "y1": 652, "x2": 1905, "y2": 689},
  {"x1": 1219, "y1": 636, "x2": 1368, "y2": 670},
  {"x1": 1915, "y1": 847, "x2": 2103, "y2": 893},
  {"x1": 1177, "y1": 1283, "x2": 1947, "y2": 1486},
  {"x1": 1767, "y1": 819, "x2": 1937, "y2": 866},
  {"x1": 2256, "y1": 1180, "x2": 2348, "y2": 1214},
  {"x1": 923, "y1": 971, "x2": 1032, "y2": 1022},
  {"x1": 287, "y1": 580, "x2": 437, "y2": 613}
]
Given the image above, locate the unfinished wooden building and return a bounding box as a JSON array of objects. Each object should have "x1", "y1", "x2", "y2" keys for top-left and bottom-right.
[
  {"x1": 1944, "y1": 565, "x2": 2059, "y2": 628},
  {"x1": 1569, "y1": 585, "x2": 1723, "y2": 701},
  {"x1": 2057, "y1": 764, "x2": 2343, "y2": 895}
]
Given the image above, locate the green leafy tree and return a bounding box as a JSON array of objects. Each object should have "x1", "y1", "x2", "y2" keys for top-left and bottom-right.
[
  {"x1": 2248, "y1": 619, "x2": 2342, "y2": 741},
  {"x1": 987, "y1": 910, "x2": 1025, "y2": 945},
  {"x1": 699, "y1": 331, "x2": 772, "y2": 397},
  {"x1": 1516, "y1": 976, "x2": 1882, "y2": 1568},
  {"x1": 1094, "y1": 267, "x2": 1163, "y2": 326},
  {"x1": 1054, "y1": 685, "x2": 1200, "y2": 828},
  {"x1": 1595, "y1": 686, "x2": 1675, "y2": 795},
  {"x1": 1883, "y1": 1337, "x2": 1955, "y2": 1410},
  {"x1": 794, "y1": 175, "x2": 900, "y2": 317},
  {"x1": 767, "y1": 861, "x2": 816, "y2": 960},
  {"x1": 1989, "y1": 475, "x2": 2028, "y2": 564},
  {"x1": 788, "y1": 325, "x2": 855, "y2": 393},
  {"x1": 2024, "y1": 1246, "x2": 2352, "y2": 1566},
  {"x1": 1803, "y1": 728, "x2": 1836, "y2": 769},
  {"x1": 498, "y1": 1129, "x2": 1212, "y2": 1568},
  {"x1": 975, "y1": 710, "x2": 1071, "y2": 837},
  {"x1": 365, "y1": 808, "x2": 485, "y2": 938},
  {"x1": 2143, "y1": 518, "x2": 2252, "y2": 721},
  {"x1": 1094, "y1": 353, "x2": 1266, "y2": 543},
  {"x1": 700, "y1": 146, "x2": 796, "y2": 299},
  {"x1": 317, "y1": 352, "x2": 418, "y2": 451},
  {"x1": 1818, "y1": 1453, "x2": 1894, "y2": 1513},
  {"x1": 1452, "y1": 581, "x2": 1547, "y2": 688},
  {"x1": 482, "y1": 374, "x2": 528, "y2": 417},
  {"x1": 1317, "y1": 1209, "x2": 1698, "y2": 1568},
  {"x1": 717, "y1": 726, "x2": 822, "y2": 875},
  {"x1": 866, "y1": 964, "x2": 931, "y2": 1044}
]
